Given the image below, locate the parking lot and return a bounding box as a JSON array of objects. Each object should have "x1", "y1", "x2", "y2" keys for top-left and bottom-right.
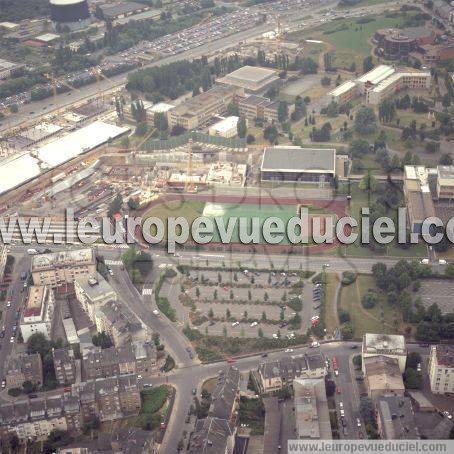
[
  {"x1": 159, "y1": 267, "x2": 323, "y2": 339},
  {"x1": 416, "y1": 279, "x2": 454, "y2": 314}
]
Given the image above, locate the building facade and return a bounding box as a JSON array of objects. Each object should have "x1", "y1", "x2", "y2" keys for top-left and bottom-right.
[
  {"x1": 428, "y1": 345, "x2": 454, "y2": 394},
  {"x1": 31, "y1": 249, "x2": 96, "y2": 287},
  {"x1": 53, "y1": 347, "x2": 78, "y2": 386}
]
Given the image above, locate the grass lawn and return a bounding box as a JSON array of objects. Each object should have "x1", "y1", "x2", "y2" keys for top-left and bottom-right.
[
  {"x1": 339, "y1": 274, "x2": 402, "y2": 338},
  {"x1": 300, "y1": 10, "x2": 423, "y2": 70},
  {"x1": 144, "y1": 200, "x2": 335, "y2": 245},
  {"x1": 141, "y1": 387, "x2": 168, "y2": 414},
  {"x1": 324, "y1": 274, "x2": 339, "y2": 334}
]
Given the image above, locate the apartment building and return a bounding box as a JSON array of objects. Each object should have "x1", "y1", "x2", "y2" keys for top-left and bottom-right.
[
  {"x1": 31, "y1": 249, "x2": 96, "y2": 287},
  {"x1": 94, "y1": 300, "x2": 142, "y2": 347},
  {"x1": 53, "y1": 347, "x2": 78, "y2": 386},
  {"x1": 237, "y1": 94, "x2": 279, "y2": 123},
  {"x1": 118, "y1": 374, "x2": 141, "y2": 415},
  {"x1": 82, "y1": 342, "x2": 157, "y2": 380},
  {"x1": 74, "y1": 272, "x2": 117, "y2": 323},
  {"x1": 294, "y1": 377, "x2": 332, "y2": 440},
  {"x1": 428, "y1": 345, "x2": 454, "y2": 394},
  {"x1": 257, "y1": 353, "x2": 327, "y2": 393},
  {"x1": 13, "y1": 416, "x2": 68, "y2": 442},
  {"x1": 169, "y1": 85, "x2": 242, "y2": 130},
  {"x1": 5, "y1": 353, "x2": 43, "y2": 389},
  {"x1": 362, "y1": 333, "x2": 407, "y2": 373},
  {"x1": 20, "y1": 285, "x2": 55, "y2": 342},
  {"x1": 364, "y1": 355, "x2": 405, "y2": 400}
]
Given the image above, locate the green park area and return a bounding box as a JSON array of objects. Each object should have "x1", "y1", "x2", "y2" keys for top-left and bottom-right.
[
  {"x1": 122, "y1": 386, "x2": 169, "y2": 431},
  {"x1": 292, "y1": 10, "x2": 424, "y2": 70},
  {"x1": 339, "y1": 274, "x2": 402, "y2": 338}
]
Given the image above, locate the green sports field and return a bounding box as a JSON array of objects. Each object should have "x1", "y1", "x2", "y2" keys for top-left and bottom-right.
[{"x1": 143, "y1": 200, "x2": 335, "y2": 245}]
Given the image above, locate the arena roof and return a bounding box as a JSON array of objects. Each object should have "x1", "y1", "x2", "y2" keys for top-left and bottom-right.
[
  {"x1": 0, "y1": 153, "x2": 41, "y2": 196},
  {"x1": 37, "y1": 121, "x2": 129, "y2": 167},
  {"x1": 261, "y1": 146, "x2": 336, "y2": 174}
]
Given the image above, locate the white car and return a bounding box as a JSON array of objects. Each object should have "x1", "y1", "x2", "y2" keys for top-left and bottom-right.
[
  {"x1": 152, "y1": 310, "x2": 160, "y2": 316},
  {"x1": 311, "y1": 341, "x2": 320, "y2": 348},
  {"x1": 416, "y1": 363, "x2": 421, "y2": 372},
  {"x1": 334, "y1": 370, "x2": 339, "y2": 376},
  {"x1": 231, "y1": 321, "x2": 239, "y2": 327},
  {"x1": 250, "y1": 322, "x2": 258, "y2": 327},
  {"x1": 272, "y1": 333, "x2": 278, "y2": 339},
  {"x1": 339, "y1": 402, "x2": 344, "y2": 409},
  {"x1": 356, "y1": 418, "x2": 361, "y2": 427},
  {"x1": 323, "y1": 263, "x2": 330, "y2": 268},
  {"x1": 285, "y1": 348, "x2": 294, "y2": 353},
  {"x1": 1, "y1": 379, "x2": 5, "y2": 389},
  {"x1": 340, "y1": 409, "x2": 345, "y2": 417},
  {"x1": 137, "y1": 375, "x2": 142, "y2": 380},
  {"x1": 108, "y1": 268, "x2": 114, "y2": 276},
  {"x1": 443, "y1": 411, "x2": 453, "y2": 420},
  {"x1": 6, "y1": 301, "x2": 11, "y2": 308}
]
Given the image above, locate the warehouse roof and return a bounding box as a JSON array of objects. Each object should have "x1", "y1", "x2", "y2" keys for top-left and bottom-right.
[
  {"x1": 261, "y1": 146, "x2": 336, "y2": 173},
  {"x1": 37, "y1": 121, "x2": 129, "y2": 167},
  {"x1": 0, "y1": 152, "x2": 41, "y2": 196},
  {"x1": 357, "y1": 64, "x2": 395, "y2": 85}
]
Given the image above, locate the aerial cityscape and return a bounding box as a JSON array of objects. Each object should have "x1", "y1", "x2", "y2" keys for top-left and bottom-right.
[{"x1": 0, "y1": 0, "x2": 453, "y2": 452}]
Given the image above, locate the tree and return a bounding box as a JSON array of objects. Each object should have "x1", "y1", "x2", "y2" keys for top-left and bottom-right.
[
  {"x1": 341, "y1": 323, "x2": 353, "y2": 340},
  {"x1": 195, "y1": 287, "x2": 200, "y2": 298},
  {"x1": 263, "y1": 125, "x2": 278, "y2": 144},
  {"x1": 127, "y1": 197, "x2": 139, "y2": 210},
  {"x1": 208, "y1": 307, "x2": 214, "y2": 318},
  {"x1": 131, "y1": 99, "x2": 146, "y2": 123},
  {"x1": 359, "y1": 173, "x2": 377, "y2": 192},
  {"x1": 135, "y1": 122, "x2": 149, "y2": 136},
  {"x1": 278, "y1": 101, "x2": 288, "y2": 123},
  {"x1": 7, "y1": 433, "x2": 19, "y2": 452},
  {"x1": 22, "y1": 380, "x2": 36, "y2": 394},
  {"x1": 363, "y1": 56, "x2": 374, "y2": 73},
  {"x1": 237, "y1": 116, "x2": 247, "y2": 138},
  {"x1": 404, "y1": 368, "x2": 422, "y2": 389},
  {"x1": 226, "y1": 308, "x2": 231, "y2": 319},
  {"x1": 406, "y1": 352, "x2": 421, "y2": 370},
  {"x1": 439, "y1": 153, "x2": 453, "y2": 165},
  {"x1": 359, "y1": 397, "x2": 376, "y2": 428},
  {"x1": 258, "y1": 327, "x2": 264, "y2": 337},
  {"x1": 232, "y1": 98, "x2": 246, "y2": 119},
  {"x1": 92, "y1": 331, "x2": 113, "y2": 349},
  {"x1": 261, "y1": 311, "x2": 267, "y2": 321},
  {"x1": 9, "y1": 103, "x2": 19, "y2": 113},
  {"x1": 349, "y1": 139, "x2": 370, "y2": 157},
  {"x1": 154, "y1": 112, "x2": 168, "y2": 131},
  {"x1": 223, "y1": 325, "x2": 227, "y2": 337},
  {"x1": 355, "y1": 106, "x2": 377, "y2": 135},
  {"x1": 362, "y1": 290, "x2": 378, "y2": 309}
]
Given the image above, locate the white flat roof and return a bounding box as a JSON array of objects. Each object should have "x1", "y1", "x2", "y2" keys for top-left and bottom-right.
[
  {"x1": 328, "y1": 80, "x2": 357, "y2": 97},
  {"x1": 149, "y1": 102, "x2": 175, "y2": 113},
  {"x1": 35, "y1": 33, "x2": 60, "y2": 42},
  {"x1": 357, "y1": 65, "x2": 395, "y2": 85},
  {"x1": 0, "y1": 152, "x2": 41, "y2": 195},
  {"x1": 210, "y1": 116, "x2": 239, "y2": 133},
  {"x1": 37, "y1": 121, "x2": 129, "y2": 167},
  {"x1": 0, "y1": 22, "x2": 19, "y2": 29}
]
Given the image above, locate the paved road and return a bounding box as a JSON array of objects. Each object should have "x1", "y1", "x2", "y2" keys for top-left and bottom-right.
[{"x1": 0, "y1": 254, "x2": 31, "y2": 384}]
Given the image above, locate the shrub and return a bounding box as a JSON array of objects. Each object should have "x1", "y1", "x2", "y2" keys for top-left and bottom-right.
[
  {"x1": 341, "y1": 271, "x2": 356, "y2": 286},
  {"x1": 362, "y1": 290, "x2": 378, "y2": 309}
]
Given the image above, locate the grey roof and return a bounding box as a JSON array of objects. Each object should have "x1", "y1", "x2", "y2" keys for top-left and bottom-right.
[
  {"x1": 188, "y1": 417, "x2": 234, "y2": 454},
  {"x1": 99, "y1": 2, "x2": 146, "y2": 18},
  {"x1": 117, "y1": 374, "x2": 139, "y2": 392},
  {"x1": 261, "y1": 147, "x2": 336, "y2": 173},
  {"x1": 53, "y1": 346, "x2": 75, "y2": 363},
  {"x1": 259, "y1": 353, "x2": 325, "y2": 381},
  {"x1": 209, "y1": 366, "x2": 240, "y2": 420},
  {"x1": 377, "y1": 396, "x2": 419, "y2": 439},
  {"x1": 75, "y1": 272, "x2": 116, "y2": 301},
  {"x1": 438, "y1": 165, "x2": 454, "y2": 180}
]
